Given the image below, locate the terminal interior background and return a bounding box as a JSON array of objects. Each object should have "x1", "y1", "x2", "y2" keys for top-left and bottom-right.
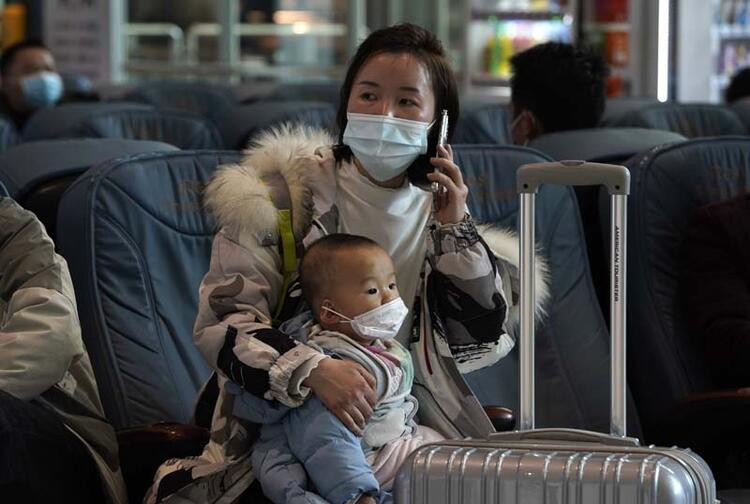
[{"x1": 3, "y1": 0, "x2": 750, "y2": 503}]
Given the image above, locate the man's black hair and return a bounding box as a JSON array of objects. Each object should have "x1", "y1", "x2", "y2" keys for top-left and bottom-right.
[
  {"x1": 0, "y1": 39, "x2": 49, "y2": 77},
  {"x1": 510, "y1": 42, "x2": 609, "y2": 133},
  {"x1": 726, "y1": 67, "x2": 750, "y2": 103}
]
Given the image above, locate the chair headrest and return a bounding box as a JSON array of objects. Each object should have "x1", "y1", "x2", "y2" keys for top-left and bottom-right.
[
  {"x1": 453, "y1": 103, "x2": 510, "y2": 145},
  {"x1": 217, "y1": 100, "x2": 336, "y2": 149},
  {"x1": 0, "y1": 138, "x2": 178, "y2": 199},
  {"x1": 610, "y1": 103, "x2": 747, "y2": 138},
  {"x1": 23, "y1": 102, "x2": 153, "y2": 141},
  {"x1": 529, "y1": 127, "x2": 686, "y2": 163},
  {"x1": 125, "y1": 82, "x2": 237, "y2": 120}
]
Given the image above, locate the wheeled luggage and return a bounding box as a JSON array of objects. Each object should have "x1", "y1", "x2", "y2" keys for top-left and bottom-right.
[{"x1": 394, "y1": 161, "x2": 717, "y2": 504}]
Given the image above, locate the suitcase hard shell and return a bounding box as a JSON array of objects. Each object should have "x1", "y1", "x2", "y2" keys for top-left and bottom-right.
[{"x1": 395, "y1": 161, "x2": 717, "y2": 504}]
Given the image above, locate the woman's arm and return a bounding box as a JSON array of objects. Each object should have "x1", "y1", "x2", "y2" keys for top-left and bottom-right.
[{"x1": 426, "y1": 146, "x2": 517, "y2": 371}]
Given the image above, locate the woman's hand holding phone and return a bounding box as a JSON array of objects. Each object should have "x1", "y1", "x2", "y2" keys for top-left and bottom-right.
[{"x1": 428, "y1": 144, "x2": 468, "y2": 225}]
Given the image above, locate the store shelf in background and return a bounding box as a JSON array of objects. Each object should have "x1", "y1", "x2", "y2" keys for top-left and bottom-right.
[
  {"x1": 471, "y1": 73, "x2": 511, "y2": 87},
  {"x1": 583, "y1": 22, "x2": 631, "y2": 32},
  {"x1": 715, "y1": 24, "x2": 750, "y2": 39},
  {"x1": 471, "y1": 9, "x2": 566, "y2": 21}
]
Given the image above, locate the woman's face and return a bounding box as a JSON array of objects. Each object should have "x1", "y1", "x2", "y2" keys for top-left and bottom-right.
[{"x1": 346, "y1": 52, "x2": 436, "y2": 123}]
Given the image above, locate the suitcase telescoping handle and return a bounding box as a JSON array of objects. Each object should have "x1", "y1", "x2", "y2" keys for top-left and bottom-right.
[{"x1": 516, "y1": 160, "x2": 630, "y2": 437}]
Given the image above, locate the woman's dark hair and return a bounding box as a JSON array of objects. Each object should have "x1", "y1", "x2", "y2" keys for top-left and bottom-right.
[{"x1": 333, "y1": 23, "x2": 460, "y2": 186}]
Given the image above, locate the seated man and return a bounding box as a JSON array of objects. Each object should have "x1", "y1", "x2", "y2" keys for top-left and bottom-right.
[
  {"x1": 0, "y1": 198, "x2": 127, "y2": 503},
  {"x1": 679, "y1": 193, "x2": 750, "y2": 388},
  {"x1": 508, "y1": 42, "x2": 608, "y2": 145},
  {"x1": 0, "y1": 39, "x2": 64, "y2": 129}
]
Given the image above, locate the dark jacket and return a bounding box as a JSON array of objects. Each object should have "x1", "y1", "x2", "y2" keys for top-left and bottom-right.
[{"x1": 680, "y1": 193, "x2": 750, "y2": 388}]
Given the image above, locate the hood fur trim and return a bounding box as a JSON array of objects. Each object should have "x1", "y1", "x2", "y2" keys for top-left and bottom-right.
[
  {"x1": 204, "y1": 124, "x2": 335, "y2": 242},
  {"x1": 479, "y1": 225, "x2": 550, "y2": 322}
]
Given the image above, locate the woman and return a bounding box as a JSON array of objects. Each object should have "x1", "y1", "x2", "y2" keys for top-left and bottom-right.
[{"x1": 148, "y1": 23, "x2": 535, "y2": 503}]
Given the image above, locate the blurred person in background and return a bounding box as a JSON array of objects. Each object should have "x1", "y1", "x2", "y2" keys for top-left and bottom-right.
[
  {"x1": 508, "y1": 42, "x2": 608, "y2": 145},
  {"x1": 0, "y1": 40, "x2": 62, "y2": 129},
  {"x1": 725, "y1": 67, "x2": 750, "y2": 104}
]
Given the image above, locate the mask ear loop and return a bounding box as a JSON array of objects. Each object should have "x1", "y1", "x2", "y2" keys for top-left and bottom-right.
[
  {"x1": 321, "y1": 304, "x2": 352, "y2": 323},
  {"x1": 509, "y1": 110, "x2": 536, "y2": 147}
]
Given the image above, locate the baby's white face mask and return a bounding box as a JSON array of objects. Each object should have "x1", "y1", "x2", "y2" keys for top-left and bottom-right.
[{"x1": 322, "y1": 297, "x2": 409, "y2": 340}]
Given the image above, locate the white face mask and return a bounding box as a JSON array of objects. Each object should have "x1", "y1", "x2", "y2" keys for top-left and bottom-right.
[
  {"x1": 323, "y1": 297, "x2": 409, "y2": 340},
  {"x1": 343, "y1": 112, "x2": 432, "y2": 182}
]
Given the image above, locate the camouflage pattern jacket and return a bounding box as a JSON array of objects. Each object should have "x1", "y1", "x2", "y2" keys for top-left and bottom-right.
[{"x1": 146, "y1": 126, "x2": 549, "y2": 502}]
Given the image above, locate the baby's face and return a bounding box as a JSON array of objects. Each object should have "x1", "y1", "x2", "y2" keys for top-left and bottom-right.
[{"x1": 320, "y1": 246, "x2": 400, "y2": 342}]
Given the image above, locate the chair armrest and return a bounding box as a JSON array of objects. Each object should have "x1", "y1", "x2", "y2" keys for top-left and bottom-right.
[
  {"x1": 483, "y1": 406, "x2": 516, "y2": 432},
  {"x1": 117, "y1": 422, "x2": 209, "y2": 503}
]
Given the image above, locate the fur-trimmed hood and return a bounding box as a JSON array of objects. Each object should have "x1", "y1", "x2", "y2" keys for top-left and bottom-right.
[
  {"x1": 204, "y1": 124, "x2": 335, "y2": 243},
  {"x1": 480, "y1": 225, "x2": 550, "y2": 323}
]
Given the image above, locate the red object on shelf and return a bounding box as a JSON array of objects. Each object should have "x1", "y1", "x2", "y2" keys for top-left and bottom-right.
[
  {"x1": 595, "y1": 0, "x2": 628, "y2": 22},
  {"x1": 607, "y1": 75, "x2": 626, "y2": 97},
  {"x1": 604, "y1": 31, "x2": 629, "y2": 67}
]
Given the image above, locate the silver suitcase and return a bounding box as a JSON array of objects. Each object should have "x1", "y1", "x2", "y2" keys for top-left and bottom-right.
[{"x1": 395, "y1": 161, "x2": 718, "y2": 504}]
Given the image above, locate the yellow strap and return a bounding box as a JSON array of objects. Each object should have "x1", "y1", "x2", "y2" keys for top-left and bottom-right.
[{"x1": 272, "y1": 209, "x2": 296, "y2": 326}]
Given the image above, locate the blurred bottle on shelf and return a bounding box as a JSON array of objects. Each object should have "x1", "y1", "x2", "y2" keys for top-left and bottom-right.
[
  {"x1": 1, "y1": 3, "x2": 26, "y2": 51},
  {"x1": 604, "y1": 31, "x2": 629, "y2": 68},
  {"x1": 594, "y1": 0, "x2": 628, "y2": 23},
  {"x1": 738, "y1": 0, "x2": 750, "y2": 25},
  {"x1": 529, "y1": 0, "x2": 550, "y2": 11},
  {"x1": 499, "y1": 24, "x2": 514, "y2": 76},
  {"x1": 607, "y1": 74, "x2": 626, "y2": 97}
]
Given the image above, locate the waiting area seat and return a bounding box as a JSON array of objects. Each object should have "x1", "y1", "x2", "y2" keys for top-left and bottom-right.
[
  {"x1": 0, "y1": 115, "x2": 20, "y2": 153},
  {"x1": 22, "y1": 102, "x2": 223, "y2": 149},
  {"x1": 217, "y1": 100, "x2": 336, "y2": 149},
  {"x1": 453, "y1": 103, "x2": 510, "y2": 145},
  {"x1": 125, "y1": 81, "x2": 238, "y2": 123},
  {"x1": 454, "y1": 144, "x2": 641, "y2": 435},
  {"x1": 601, "y1": 96, "x2": 659, "y2": 125},
  {"x1": 267, "y1": 81, "x2": 342, "y2": 105},
  {"x1": 729, "y1": 97, "x2": 750, "y2": 133},
  {"x1": 0, "y1": 139, "x2": 177, "y2": 238},
  {"x1": 608, "y1": 103, "x2": 747, "y2": 138},
  {"x1": 528, "y1": 127, "x2": 686, "y2": 319},
  {"x1": 599, "y1": 137, "x2": 750, "y2": 488},
  {"x1": 57, "y1": 149, "x2": 244, "y2": 429}
]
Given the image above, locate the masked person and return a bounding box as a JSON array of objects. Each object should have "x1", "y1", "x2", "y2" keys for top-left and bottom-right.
[
  {"x1": 242, "y1": 234, "x2": 442, "y2": 504},
  {"x1": 0, "y1": 198, "x2": 127, "y2": 503},
  {"x1": 508, "y1": 42, "x2": 608, "y2": 145},
  {"x1": 0, "y1": 40, "x2": 63, "y2": 129},
  {"x1": 146, "y1": 23, "x2": 543, "y2": 503}
]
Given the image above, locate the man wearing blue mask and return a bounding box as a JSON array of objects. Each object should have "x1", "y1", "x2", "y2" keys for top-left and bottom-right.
[{"x1": 0, "y1": 39, "x2": 63, "y2": 129}]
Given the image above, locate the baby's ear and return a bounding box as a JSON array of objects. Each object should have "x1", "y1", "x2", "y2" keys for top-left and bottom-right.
[{"x1": 319, "y1": 300, "x2": 337, "y2": 325}]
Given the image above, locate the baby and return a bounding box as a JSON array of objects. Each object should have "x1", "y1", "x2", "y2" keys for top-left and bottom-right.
[{"x1": 247, "y1": 233, "x2": 444, "y2": 504}]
